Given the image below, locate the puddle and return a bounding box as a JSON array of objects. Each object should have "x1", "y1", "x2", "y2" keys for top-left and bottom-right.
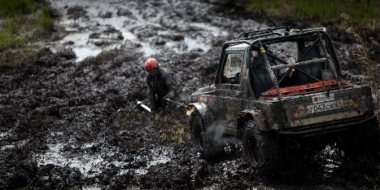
[
  {"x1": 77, "y1": 185, "x2": 140, "y2": 190},
  {"x1": 0, "y1": 132, "x2": 7, "y2": 140},
  {"x1": 184, "y1": 36, "x2": 210, "y2": 52},
  {"x1": 130, "y1": 147, "x2": 173, "y2": 175},
  {"x1": 51, "y1": 131, "x2": 64, "y2": 136},
  {"x1": 147, "y1": 147, "x2": 173, "y2": 167},
  {"x1": 1, "y1": 139, "x2": 30, "y2": 151},
  {"x1": 36, "y1": 143, "x2": 173, "y2": 177},
  {"x1": 36, "y1": 143, "x2": 103, "y2": 177},
  {"x1": 48, "y1": 0, "x2": 229, "y2": 62},
  {"x1": 319, "y1": 144, "x2": 343, "y2": 177},
  {"x1": 81, "y1": 186, "x2": 102, "y2": 190}
]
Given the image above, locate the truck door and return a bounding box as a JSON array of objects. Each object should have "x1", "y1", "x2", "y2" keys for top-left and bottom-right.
[{"x1": 215, "y1": 50, "x2": 245, "y2": 136}]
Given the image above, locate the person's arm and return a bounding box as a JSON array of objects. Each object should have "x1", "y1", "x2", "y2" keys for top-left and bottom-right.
[{"x1": 163, "y1": 73, "x2": 177, "y2": 99}]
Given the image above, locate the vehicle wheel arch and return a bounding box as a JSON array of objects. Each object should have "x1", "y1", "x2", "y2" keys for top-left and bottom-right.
[
  {"x1": 187, "y1": 102, "x2": 213, "y2": 127},
  {"x1": 238, "y1": 109, "x2": 270, "y2": 138}
]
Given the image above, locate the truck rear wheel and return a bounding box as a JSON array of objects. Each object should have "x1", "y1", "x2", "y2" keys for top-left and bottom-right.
[
  {"x1": 342, "y1": 118, "x2": 380, "y2": 160},
  {"x1": 190, "y1": 111, "x2": 224, "y2": 160},
  {"x1": 243, "y1": 120, "x2": 282, "y2": 173}
]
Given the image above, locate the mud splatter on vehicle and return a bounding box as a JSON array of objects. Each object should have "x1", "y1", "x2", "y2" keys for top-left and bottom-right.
[{"x1": 187, "y1": 26, "x2": 380, "y2": 176}]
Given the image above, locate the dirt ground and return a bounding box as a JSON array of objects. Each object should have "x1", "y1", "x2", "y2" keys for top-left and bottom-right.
[{"x1": 1, "y1": 0, "x2": 380, "y2": 189}]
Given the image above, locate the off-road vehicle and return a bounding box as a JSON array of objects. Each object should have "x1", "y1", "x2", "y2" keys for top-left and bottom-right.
[{"x1": 187, "y1": 26, "x2": 379, "y2": 170}]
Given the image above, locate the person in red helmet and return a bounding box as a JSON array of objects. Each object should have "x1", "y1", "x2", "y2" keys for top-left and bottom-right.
[{"x1": 144, "y1": 58, "x2": 182, "y2": 115}]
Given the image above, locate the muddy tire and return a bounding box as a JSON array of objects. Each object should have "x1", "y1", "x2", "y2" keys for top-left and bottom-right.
[
  {"x1": 190, "y1": 111, "x2": 224, "y2": 160},
  {"x1": 243, "y1": 120, "x2": 282, "y2": 173}
]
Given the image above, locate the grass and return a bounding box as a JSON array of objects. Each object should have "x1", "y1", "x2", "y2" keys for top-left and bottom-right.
[
  {"x1": 160, "y1": 126, "x2": 191, "y2": 144},
  {"x1": 341, "y1": 13, "x2": 379, "y2": 87},
  {"x1": 37, "y1": 7, "x2": 54, "y2": 34},
  {"x1": 0, "y1": 0, "x2": 36, "y2": 17},
  {"x1": 0, "y1": 33, "x2": 26, "y2": 51},
  {"x1": 247, "y1": 0, "x2": 380, "y2": 29},
  {"x1": 340, "y1": 13, "x2": 380, "y2": 120},
  {"x1": 0, "y1": 0, "x2": 53, "y2": 53}
]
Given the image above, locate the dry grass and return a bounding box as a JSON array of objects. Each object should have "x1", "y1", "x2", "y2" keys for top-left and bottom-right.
[
  {"x1": 341, "y1": 13, "x2": 380, "y2": 88},
  {"x1": 341, "y1": 13, "x2": 380, "y2": 119}
]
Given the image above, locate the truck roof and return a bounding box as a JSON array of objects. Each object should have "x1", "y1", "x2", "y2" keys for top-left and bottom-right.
[
  {"x1": 225, "y1": 26, "x2": 329, "y2": 45},
  {"x1": 225, "y1": 43, "x2": 249, "y2": 51}
]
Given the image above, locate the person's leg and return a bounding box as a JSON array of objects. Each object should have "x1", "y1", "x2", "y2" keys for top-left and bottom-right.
[{"x1": 156, "y1": 99, "x2": 162, "y2": 111}]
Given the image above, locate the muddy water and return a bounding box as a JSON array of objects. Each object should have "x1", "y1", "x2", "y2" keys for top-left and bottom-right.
[
  {"x1": 48, "y1": 0, "x2": 240, "y2": 62},
  {"x1": 0, "y1": 0, "x2": 379, "y2": 189}
]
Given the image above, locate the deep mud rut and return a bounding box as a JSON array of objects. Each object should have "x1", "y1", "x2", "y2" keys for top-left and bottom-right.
[{"x1": 1, "y1": 0, "x2": 380, "y2": 189}]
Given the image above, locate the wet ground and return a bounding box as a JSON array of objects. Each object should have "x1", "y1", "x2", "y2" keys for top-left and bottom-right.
[{"x1": 1, "y1": 0, "x2": 380, "y2": 189}]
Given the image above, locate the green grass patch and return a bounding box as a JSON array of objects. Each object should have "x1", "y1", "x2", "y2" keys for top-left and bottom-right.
[
  {"x1": 0, "y1": 33, "x2": 26, "y2": 51},
  {"x1": 0, "y1": 0, "x2": 53, "y2": 53},
  {"x1": 2, "y1": 16, "x2": 25, "y2": 35},
  {"x1": 36, "y1": 7, "x2": 54, "y2": 34},
  {"x1": 247, "y1": 0, "x2": 380, "y2": 28}
]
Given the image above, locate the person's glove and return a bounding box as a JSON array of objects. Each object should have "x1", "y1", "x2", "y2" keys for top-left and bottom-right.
[
  {"x1": 164, "y1": 91, "x2": 175, "y2": 100},
  {"x1": 150, "y1": 108, "x2": 156, "y2": 115}
]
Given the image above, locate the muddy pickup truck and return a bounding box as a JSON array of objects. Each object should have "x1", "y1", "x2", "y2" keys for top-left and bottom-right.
[{"x1": 187, "y1": 26, "x2": 379, "y2": 170}]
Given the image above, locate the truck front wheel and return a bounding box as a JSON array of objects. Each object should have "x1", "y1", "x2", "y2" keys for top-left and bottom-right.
[
  {"x1": 190, "y1": 111, "x2": 224, "y2": 160},
  {"x1": 243, "y1": 120, "x2": 282, "y2": 173}
]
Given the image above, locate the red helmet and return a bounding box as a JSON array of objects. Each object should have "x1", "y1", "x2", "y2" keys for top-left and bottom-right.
[{"x1": 144, "y1": 58, "x2": 158, "y2": 71}]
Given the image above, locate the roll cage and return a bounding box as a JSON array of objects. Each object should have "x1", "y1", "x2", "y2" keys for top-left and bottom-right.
[{"x1": 216, "y1": 26, "x2": 343, "y2": 99}]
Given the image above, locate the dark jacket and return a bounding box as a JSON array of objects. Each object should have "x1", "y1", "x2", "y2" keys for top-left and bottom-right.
[{"x1": 146, "y1": 68, "x2": 180, "y2": 112}]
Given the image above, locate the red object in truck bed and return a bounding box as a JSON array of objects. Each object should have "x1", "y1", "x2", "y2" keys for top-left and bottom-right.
[{"x1": 261, "y1": 79, "x2": 351, "y2": 99}]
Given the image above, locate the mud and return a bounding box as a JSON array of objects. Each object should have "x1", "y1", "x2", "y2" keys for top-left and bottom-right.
[{"x1": 0, "y1": 0, "x2": 380, "y2": 189}]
